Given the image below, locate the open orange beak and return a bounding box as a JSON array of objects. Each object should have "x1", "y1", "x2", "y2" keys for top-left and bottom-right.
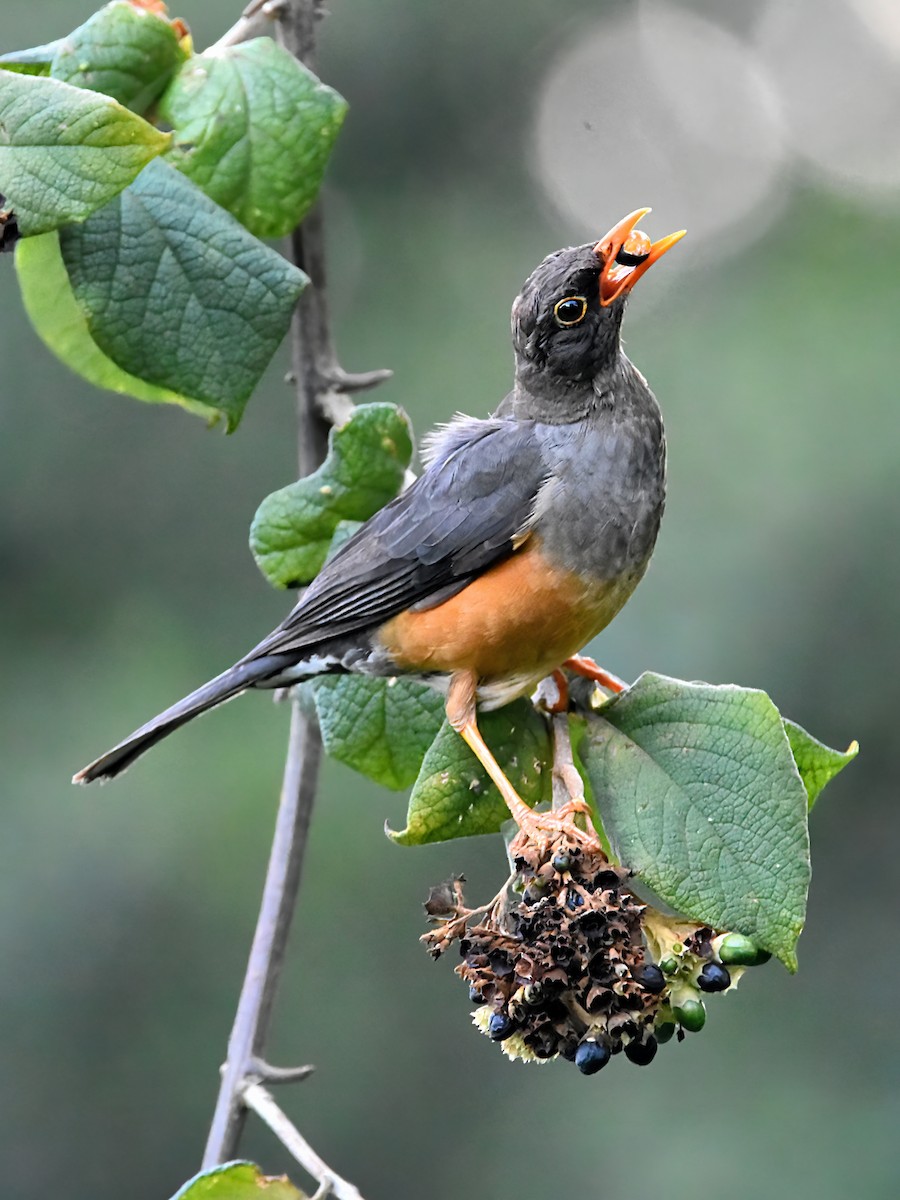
[{"x1": 594, "y1": 208, "x2": 686, "y2": 307}]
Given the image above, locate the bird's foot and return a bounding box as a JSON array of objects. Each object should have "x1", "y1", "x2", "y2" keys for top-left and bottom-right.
[
  {"x1": 508, "y1": 796, "x2": 602, "y2": 858},
  {"x1": 563, "y1": 655, "x2": 627, "y2": 694}
]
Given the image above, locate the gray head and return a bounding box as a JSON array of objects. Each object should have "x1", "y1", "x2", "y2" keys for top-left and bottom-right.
[{"x1": 511, "y1": 209, "x2": 685, "y2": 403}]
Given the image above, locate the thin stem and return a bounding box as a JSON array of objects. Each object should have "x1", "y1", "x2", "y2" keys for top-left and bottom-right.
[
  {"x1": 243, "y1": 1083, "x2": 366, "y2": 1200},
  {"x1": 550, "y1": 713, "x2": 585, "y2": 812},
  {"x1": 201, "y1": 706, "x2": 323, "y2": 1166},
  {"x1": 201, "y1": 0, "x2": 380, "y2": 1172},
  {"x1": 208, "y1": 0, "x2": 286, "y2": 52}
]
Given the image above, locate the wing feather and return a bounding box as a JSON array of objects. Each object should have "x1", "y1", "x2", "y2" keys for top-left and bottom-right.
[{"x1": 244, "y1": 417, "x2": 547, "y2": 660}]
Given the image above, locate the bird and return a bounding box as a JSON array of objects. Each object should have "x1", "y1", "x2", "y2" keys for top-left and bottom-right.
[{"x1": 74, "y1": 207, "x2": 684, "y2": 837}]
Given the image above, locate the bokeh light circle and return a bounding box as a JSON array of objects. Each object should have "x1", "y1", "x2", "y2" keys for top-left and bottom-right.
[
  {"x1": 756, "y1": 0, "x2": 900, "y2": 198},
  {"x1": 532, "y1": 1, "x2": 788, "y2": 267}
]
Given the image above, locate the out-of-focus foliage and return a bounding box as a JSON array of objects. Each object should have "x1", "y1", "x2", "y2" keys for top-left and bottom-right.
[{"x1": 1, "y1": 2, "x2": 896, "y2": 1200}]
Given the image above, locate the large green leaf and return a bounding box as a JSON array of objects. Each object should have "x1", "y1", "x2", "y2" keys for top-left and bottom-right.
[
  {"x1": 58, "y1": 159, "x2": 308, "y2": 430},
  {"x1": 0, "y1": 71, "x2": 168, "y2": 234},
  {"x1": 250, "y1": 403, "x2": 414, "y2": 587},
  {"x1": 16, "y1": 231, "x2": 217, "y2": 421},
  {"x1": 389, "y1": 700, "x2": 552, "y2": 845},
  {"x1": 170, "y1": 1161, "x2": 305, "y2": 1200},
  {"x1": 160, "y1": 37, "x2": 347, "y2": 238},
  {"x1": 51, "y1": 1, "x2": 188, "y2": 113},
  {"x1": 578, "y1": 673, "x2": 811, "y2": 969},
  {"x1": 304, "y1": 675, "x2": 445, "y2": 790},
  {"x1": 783, "y1": 719, "x2": 858, "y2": 810}
]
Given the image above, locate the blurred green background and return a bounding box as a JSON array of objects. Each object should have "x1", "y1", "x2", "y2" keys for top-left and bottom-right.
[{"x1": 2, "y1": 1, "x2": 898, "y2": 1197}]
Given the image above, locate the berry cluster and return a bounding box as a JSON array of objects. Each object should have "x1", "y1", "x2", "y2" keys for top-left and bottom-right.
[{"x1": 422, "y1": 816, "x2": 771, "y2": 1074}]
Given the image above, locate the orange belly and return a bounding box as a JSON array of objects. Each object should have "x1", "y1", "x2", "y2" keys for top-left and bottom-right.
[{"x1": 377, "y1": 540, "x2": 637, "y2": 687}]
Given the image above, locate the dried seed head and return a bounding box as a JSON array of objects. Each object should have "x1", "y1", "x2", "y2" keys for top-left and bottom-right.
[{"x1": 422, "y1": 817, "x2": 770, "y2": 1072}]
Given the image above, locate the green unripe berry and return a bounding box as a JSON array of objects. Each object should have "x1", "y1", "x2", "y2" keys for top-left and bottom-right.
[
  {"x1": 659, "y1": 956, "x2": 679, "y2": 975},
  {"x1": 674, "y1": 998, "x2": 706, "y2": 1032},
  {"x1": 655, "y1": 1020, "x2": 677, "y2": 1044},
  {"x1": 717, "y1": 933, "x2": 769, "y2": 966}
]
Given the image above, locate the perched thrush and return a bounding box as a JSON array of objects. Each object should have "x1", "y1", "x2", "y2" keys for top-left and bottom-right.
[{"x1": 75, "y1": 209, "x2": 685, "y2": 833}]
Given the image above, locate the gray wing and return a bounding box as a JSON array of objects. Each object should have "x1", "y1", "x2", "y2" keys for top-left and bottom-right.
[{"x1": 244, "y1": 417, "x2": 548, "y2": 660}]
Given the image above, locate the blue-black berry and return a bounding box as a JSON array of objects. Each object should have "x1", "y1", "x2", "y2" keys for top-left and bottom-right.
[
  {"x1": 697, "y1": 962, "x2": 731, "y2": 993},
  {"x1": 487, "y1": 1012, "x2": 516, "y2": 1041},
  {"x1": 624, "y1": 1036, "x2": 658, "y2": 1066},
  {"x1": 574, "y1": 1039, "x2": 611, "y2": 1075},
  {"x1": 632, "y1": 962, "x2": 666, "y2": 993}
]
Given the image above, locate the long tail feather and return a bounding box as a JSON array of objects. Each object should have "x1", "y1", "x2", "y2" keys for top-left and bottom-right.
[{"x1": 73, "y1": 655, "x2": 290, "y2": 784}]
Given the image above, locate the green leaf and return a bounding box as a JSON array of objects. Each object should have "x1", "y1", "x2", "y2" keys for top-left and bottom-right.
[
  {"x1": 783, "y1": 719, "x2": 858, "y2": 810},
  {"x1": 250, "y1": 403, "x2": 414, "y2": 587},
  {"x1": 58, "y1": 159, "x2": 308, "y2": 430},
  {"x1": 304, "y1": 675, "x2": 445, "y2": 790},
  {"x1": 389, "y1": 700, "x2": 552, "y2": 845},
  {"x1": 170, "y1": 1160, "x2": 306, "y2": 1200},
  {"x1": 160, "y1": 37, "x2": 347, "y2": 238},
  {"x1": 577, "y1": 673, "x2": 811, "y2": 970},
  {"x1": 0, "y1": 71, "x2": 169, "y2": 234},
  {"x1": 0, "y1": 42, "x2": 61, "y2": 76},
  {"x1": 51, "y1": 1, "x2": 188, "y2": 114},
  {"x1": 15, "y1": 231, "x2": 218, "y2": 422}
]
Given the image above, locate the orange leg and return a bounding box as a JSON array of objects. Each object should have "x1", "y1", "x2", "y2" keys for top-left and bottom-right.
[
  {"x1": 563, "y1": 655, "x2": 626, "y2": 694},
  {"x1": 446, "y1": 670, "x2": 594, "y2": 848}
]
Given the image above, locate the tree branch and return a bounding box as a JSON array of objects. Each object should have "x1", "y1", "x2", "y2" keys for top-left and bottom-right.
[
  {"x1": 243, "y1": 1083, "x2": 365, "y2": 1200},
  {"x1": 200, "y1": 2, "x2": 384, "y2": 1185}
]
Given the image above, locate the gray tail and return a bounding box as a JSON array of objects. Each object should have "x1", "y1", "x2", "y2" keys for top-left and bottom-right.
[{"x1": 73, "y1": 655, "x2": 290, "y2": 784}]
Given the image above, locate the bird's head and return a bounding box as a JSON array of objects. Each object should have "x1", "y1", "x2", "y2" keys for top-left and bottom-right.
[{"x1": 512, "y1": 209, "x2": 685, "y2": 392}]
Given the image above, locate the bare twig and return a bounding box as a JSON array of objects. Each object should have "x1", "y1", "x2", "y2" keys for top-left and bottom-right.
[
  {"x1": 201, "y1": 0, "x2": 385, "y2": 1182},
  {"x1": 201, "y1": 705, "x2": 324, "y2": 1165},
  {"x1": 550, "y1": 713, "x2": 585, "y2": 812},
  {"x1": 244, "y1": 1083, "x2": 365, "y2": 1200},
  {"x1": 208, "y1": 0, "x2": 287, "y2": 52}
]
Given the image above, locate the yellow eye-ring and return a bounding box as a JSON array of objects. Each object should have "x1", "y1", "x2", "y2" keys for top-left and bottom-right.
[{"x1": 553, "y1": 296, "x2": 588, "y2": 327}]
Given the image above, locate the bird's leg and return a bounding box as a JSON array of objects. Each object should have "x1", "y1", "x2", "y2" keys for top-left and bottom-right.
[
  {"x1": 446, "y1": 670, "x2": 593, "y2": 849},
  {"x1": 446, "y1": 670, "x2": 536, "y2": 830},
  {"x1": 563, "y1": 655, "x2": 626, "y2": 694}
]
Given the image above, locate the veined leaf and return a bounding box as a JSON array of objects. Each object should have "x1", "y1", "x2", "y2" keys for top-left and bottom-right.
[
  {"x1": 578, "y1": 673, "x2": 812, "y2": 969},
  {"x1": 51, "y1": 1, "x2": 189, "y2": 114},
  {"x1": 58, "y1": 159, "x2": 308, "y2": 430},
  {"x1": 250, "y1": 403, "x2": 413, "y2": 587},
  {"x1": 389, "y1": 700, "x2": 552, "y2": 845},
  {"x1": 16, "y1": 232, "x2": 218, "y2": 421},
  {"x1": 161, "y1": 37, "x2": 347, "y2": 238},
  {"x1": 0, "y1": 72, "x2": 169, "y2": 234}
]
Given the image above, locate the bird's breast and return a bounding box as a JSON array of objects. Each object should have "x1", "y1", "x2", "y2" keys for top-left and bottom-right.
[{"x1": 375, "y1": 537, "x2": 641, "y2": 687}]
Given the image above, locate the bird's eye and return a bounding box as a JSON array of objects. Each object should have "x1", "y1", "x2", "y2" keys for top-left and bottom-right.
[{"x1": 553, "y1": 296, "x2": 588, "y2": 327}]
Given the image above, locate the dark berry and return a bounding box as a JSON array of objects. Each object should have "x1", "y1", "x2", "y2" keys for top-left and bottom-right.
[
  {"x1": 632, "y1": 963, "x2": 666, "y2": 993},
  {"x1": 468, "y1": 985, "x2": 485, "y2": 1004},
  {"x1": 575, "y1": 1039, "x2": 611, "y2": 1075},
  {"x1": 655, "y1": 1020, "x2": 677, "y2": 1044},
  {"x1": 559, "y1": 1037, "x2": 580, "y2": 1062},
  {"x1": 487, "y1": 1012, "x2": 516, "y2": 1041},
  {"x1": 624, "y1": 1036, "x2": 658, "y2": 1066},
  {"x1": 551, "y1": 852, "x2": 571, "y2": 873},
  {"x1": 697, "y1": 962, "x2": 731, "y2": 993}
]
